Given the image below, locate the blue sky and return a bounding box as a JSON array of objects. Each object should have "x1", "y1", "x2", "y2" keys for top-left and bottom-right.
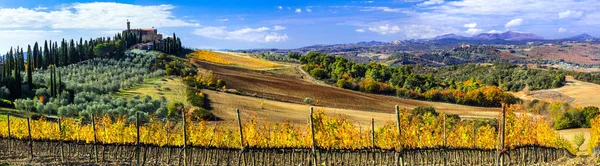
[{"x1": 0, "y1": 0, "x2": 599, "y2": 52}]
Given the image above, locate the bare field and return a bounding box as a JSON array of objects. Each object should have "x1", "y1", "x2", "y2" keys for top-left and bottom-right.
[
  {"x1": 192, "y1": 60, "x2": 501, "y2": 121},
  {"x1": 514, "y1": 76, "x2": 600, "y2": 107}
]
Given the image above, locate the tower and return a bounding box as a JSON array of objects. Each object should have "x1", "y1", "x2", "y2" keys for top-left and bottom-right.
[{"x1": 127, "y1": 19, "x2": 131, "y2": 31}]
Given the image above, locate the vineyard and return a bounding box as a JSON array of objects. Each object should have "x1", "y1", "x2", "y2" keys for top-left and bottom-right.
[
  {"x1": 188, "y1": 50, "x2": 281, "y2": 69},
  {"x1": 0, "y1": 105, "x2": 579, "y2": 165}
]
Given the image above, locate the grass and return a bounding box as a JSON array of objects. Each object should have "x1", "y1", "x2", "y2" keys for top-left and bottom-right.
[
  {"x1": 115, "y1": 76, "x2": 189, "y2": 107},
  {"x1": 189, "y1": 50, "x2": 281, "y2": 69},
  {"x1": 0, "y1": 107, "x2": 33, "y2": 119}
]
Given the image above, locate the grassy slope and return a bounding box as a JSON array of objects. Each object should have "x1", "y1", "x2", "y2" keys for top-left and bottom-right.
[{"x1": 115, "y1": 76, "x2": 189, "y2": 107}]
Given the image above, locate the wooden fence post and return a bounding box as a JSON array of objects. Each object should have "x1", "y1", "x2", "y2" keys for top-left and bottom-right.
[
  {"x1": 371, "y1": 118, "x2": 375, "y2": 148},
  {"x1": 91, "y1": 114, "x2": 98, "y2": 163},
  {"x1": 501, "y1": 104, "x2": 506, "y2": 166},
  {"x1": 497, "y1": 104, "x2": 506, "y2": 166},
  {"x1": 310, "y1": 107, "x2": 317, "y2": 166},
  {"x1": 236, "y1": 109, "x2": 244, "y2": 166},
  {"x1": 182, "y1": 108, "x2": 187, "y2": 166},
  {"x1": 443, "y1": 113, "x2": 447, "y2": 166},
  {"x1": 395, "y1": 105, "x2": 404, "y2": 166},
  {"x1": 6, "y1": 114, "x2": 10, "y2": 139},
  {"x1": 27, "y1": 117, "x2": 33, "y2": 160},
  {"x1": 237, "y1": 109, "x2": 244, "y2": 148},
  {"x1": 371, "y1": 118, "x2": 376, "y2": 166},
  {"x1": 58, "y1": 117, "x2": 64, "y2": 162},
  {"x1": 136, "y1": 112, "x2": 141, "y2": 166}
]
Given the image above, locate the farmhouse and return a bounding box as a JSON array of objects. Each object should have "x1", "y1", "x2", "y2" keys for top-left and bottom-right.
[{"x1": 123, "y1": 20, "x2": 163, "y2": 42}]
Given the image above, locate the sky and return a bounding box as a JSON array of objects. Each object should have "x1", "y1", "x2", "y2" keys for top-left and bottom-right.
[{"x1": 0, "y1": 0, "x2": 599, "y2": 52}]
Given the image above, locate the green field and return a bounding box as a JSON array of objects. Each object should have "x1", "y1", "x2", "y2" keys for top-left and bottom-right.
[{"x1": 115, "y1": 76, "x2": 189, "y2": 107}]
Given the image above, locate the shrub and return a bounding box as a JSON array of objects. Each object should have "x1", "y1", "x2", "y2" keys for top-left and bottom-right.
[
  {"x1": 554, "y1": 112, "x2": 574, "y2": 129},
  {"x1": 186, "y1": 88, "x2": 207, "y2": 108},
  {"x1": 0, "y1": 86, "x2": 9, "y2": 99},
  {"x1": 582, "y1": 106, "x2": 600, "y2": 128},
  {"x1": 573, "y1": 133, "x2": 585, "y2": 151},
  {"x1": 0, "y1": 98, "x2": 13, "y2": 108},
  {"x1": 411, "y1": 106, "x2": 439, "y2": 117},
  {"x1": 304, "y1": 97, "x2": 313, "y2": 105},
  {"x1": 188, "y1": 107, "x2": 212, "y2": 120},
  {"x1": 310, "y1": 68, "x2": 328, "y2": 79},
  {"x1": 167, "y1": 102, "x2": 184, "y2": 117}
]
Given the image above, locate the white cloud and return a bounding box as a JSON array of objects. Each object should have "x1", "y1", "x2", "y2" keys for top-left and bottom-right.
[
  {"x1": 273, "y1": 25, "x2": 286, "y2": 30},
  {"x1": 402, "y1": 24, "x2": 459, "y2": 38},
  {"x1": 0, "y1": 30, "x2": 62, "y2": 51},
  {"x1": 557, "y1": 27, "x2": 567, "y2": 33},
  {"x1": 488, "y1": 30, "x2": 503, "y2": 33},
  {"x1": 295, "y1": 8, "x2": 302, "y2": 13},
  {"x1": 360, "y1": 6, "x2": 404, "y2": 12},
  {"x1": 277, "y1": 6, "x2": 283, "y2": 10},
  {"x1": 418, "y1": 0, "x2": 444, "y2": 6},
  {"x1": 265, "y1": 33, "x2": 289, "y2": 42},
  {"x1": 356, "y1": 29, "x2": 365, "y2": 32},
  {"x1": 558, "y1": 10, "x2": 583, "y2": 19},
  {"x1": 34, "y1": 6, "x2": 48, "y2": 10},
  {"x1": 463, "y1": 23, "x2": 477, "y2": 28},
  {"x1": 504, "y1": 18, "x2": 523, "y2": 28},
  {"x1": 306, "y1": 8, "x2": 313, "y2": 12},
  {"x1": 465, "y1": 28, "x2": 483, "y2": 34},
  {"x1": 193, "y1": 26, "x2": 288, "y2": 43},
  {"x1": 368, "y1": 24, "x2": 401, "y2": 35},
  {"x1": 0, "y1": 2, "x2": 199, "y2": 29},
  {"x1": 217, "y1": 18, "x2": 229, "y2": 22}
]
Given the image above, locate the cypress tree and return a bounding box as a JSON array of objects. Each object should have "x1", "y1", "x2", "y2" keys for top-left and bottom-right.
[
  {"x1": 54, "y1": 42, "x2": 59, "y2": 66},
  {"x1": 33, "y1": 42, "x2": 39, "y2": 69},
  {"x1": 51, "y1": 65, "x2": 55, "y2": 97},
  {"x1": 57, "y1": 70, "x2": 62, "y2": 95},
  {"x1": 27, "y1": 45, "x2": 33, "y2": 90},
  {"x1": 69, "y1": 39, "x2": 76, "y2": 64},
  {"x1": 13, "y1": 48, "x2": 21, "y2": 98},
  {"x1": 44, "y1": 41, "x2": 49, "y2": 69}
]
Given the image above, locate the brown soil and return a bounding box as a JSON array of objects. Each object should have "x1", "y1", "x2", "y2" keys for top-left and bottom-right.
[{"x1": 192, "y1": 60, "x2": 501, "y2": 119}]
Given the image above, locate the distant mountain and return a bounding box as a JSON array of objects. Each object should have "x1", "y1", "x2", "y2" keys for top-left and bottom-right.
[
  {"x1": 431, "y1": 31, "x2": 544, "y2": 41},
  {"x1": 432, "y1": 33, "x2": 469, "y2": 40},
  {"x1": 471, "y1": 31, "x2": 544, "y2": 40},
  {"x1": 356, "y1": 41, "x2": 388, "y2": 46},
  {"x1": 566, "y1": 33, "x2": 594, "y2": 40}
]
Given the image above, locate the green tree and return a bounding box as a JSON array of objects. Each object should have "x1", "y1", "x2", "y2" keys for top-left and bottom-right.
[
  {"x1": 27, "y1": 45, "x2": 33, "y2": 90},
  {"x1": 93, "y1": 43, "x2": 116, "y2": 58},
  {"x1": 573, "y1": 133, "x2": 585, "y2": 151},
  {"x1": 581, "y1": 106, "x2": 600, "y2": 128}
]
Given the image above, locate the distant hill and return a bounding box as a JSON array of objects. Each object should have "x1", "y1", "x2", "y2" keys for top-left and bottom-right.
[
  {"x1": 473, "y1": 31, "x2": 544, "y2": 40},
  {"x1": 432, "y1": 31, "x2": 544, "y2": 41},
  {"x1": 432, "y1": 33, "x2": 470, "y2": 40},
  {"x1": 566, "y1": 33, "x2": 594, "y2": 40}
]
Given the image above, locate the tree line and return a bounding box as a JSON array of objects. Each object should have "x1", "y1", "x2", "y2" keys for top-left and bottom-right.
[
  {"x1": 298, "y1": 52, "x2": 550, "y2": 107},
  {"x1": 0, "y1": 31, "x2": 184, "y2": 101}
]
